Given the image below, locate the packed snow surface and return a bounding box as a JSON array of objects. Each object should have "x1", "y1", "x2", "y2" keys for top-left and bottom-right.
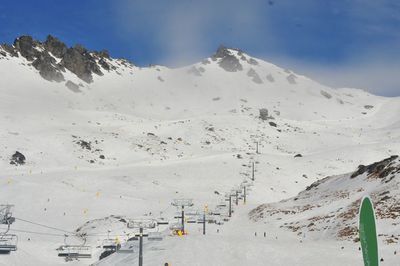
[{"x1": 0, "y1": 46, "x2": 399, "y2": 265}]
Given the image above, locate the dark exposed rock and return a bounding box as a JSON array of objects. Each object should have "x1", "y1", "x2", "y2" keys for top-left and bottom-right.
[
  {"x1": 266, "y1": 74, "x2": 275, "y2": 82},
  {"x1": 294, "y1": 154, "x2": 303, "y2": 158},
  {"x1": 10, "y1": 151, "x2": 26, "y2": 165},
  {"x1": 364, "y1": 105, "x2": 374, "y2": 110},
  {"x1": 247, "y1": 68, "x2": 263, "y2": 84},
  {"x1": 94, "y1": 50, "x2": 110, "y2": 59},
  {"x1": 248, "y1": 58, "x2": 258, "y2": 65},
  {"x1": 13, "y1": 35, "x2": 40, "y2": 61},
  {"x1": 65, "y1": 80, "x2": 81, "y2": 92},
  {"x1": 259, "y1": 108, "x2": 269, "y2": 120},
  {"x1": 4, "y1": 35, "x2": 118, "y2": 83},
  {"x1": 1, "y1": 44, "x2": 18, "y2": 57},
  {"x1": 98, "y1": 58, "x2": 110, "y2": 71},
  {"x1": 213, "y1": 45, "x2": 232, "y2": 59},
  {"x1": 187, "y1": 66, "x2": 202, "y2": 76},
  {"x1": 99, "y1": 155, "x2": 105, "y2": 159},
  {"x1": 44, "y1": 35, "x2": 67, "y2": 58},
  {"x1": 76, "y1": 140, "x2": 92, "y2": 150},
  {"x1": 61, "y1": 45, "x2": 103, "y2": 83},
  {"x1": 320, "y1": 90, "x2": 332, "y2": 99},
  {"x1": 219, "y1": 55, "x2": 242, "y2": 72},
  {"x1": 350, "y1": 155, "x2": 399, "y2": 179},
  {"x1": 287, "y1": 74, "x2": 297, "y2": 84},
  {"x1": 212, "y1": 45, "x2": 243, "y2": 72},
  {"x1": 32, "y1": 52, "x2": 64, "y2": 82},
  {"x1": 269, "y1": 121, "x2": 277, "y2": 127}
]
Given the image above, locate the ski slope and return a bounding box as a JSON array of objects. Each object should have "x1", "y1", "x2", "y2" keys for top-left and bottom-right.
[{"x1": 0, "y1": 43, "x2": 399, "y2": 265}]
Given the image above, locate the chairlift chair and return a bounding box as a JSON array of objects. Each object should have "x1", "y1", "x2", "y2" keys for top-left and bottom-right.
[
  {"x1": 102, "y1": 239, "x2": 120, "y2": 251},
  {"x1": 186, "y1": 218, "x2": 197, "y2": 224},
  {"x1": 169, "y1": 223, "x2": 183, "y2": 231},
  {"x1": 57, "y1": 245, "x2": 92, "y2": 260},
  {"x1": 216, "y1": 202, "x2": 227, "y2": 208},
  {"x1": 117, "y1": 242, "x2": 135, "y2": 253},
  {"x1": 57, "y1": 234, "x2": 92, "y2": 260},
  {"x1": 156, "y1": 217, "x2": 169, "y2": 225},
  {"x1": 147, "y1": 232, "x2": 163, "y2": 241},
  {"x1": 0, "y1": 234, "x2": 17, "y2": 254},
  {"x1": 127, "y1": 219, "x2": 157, "y2": 229}
]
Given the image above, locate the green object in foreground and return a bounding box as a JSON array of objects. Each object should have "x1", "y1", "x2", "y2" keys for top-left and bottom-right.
[{"x1": 359, "y1": 196, "x2": 379, "y2": 266}]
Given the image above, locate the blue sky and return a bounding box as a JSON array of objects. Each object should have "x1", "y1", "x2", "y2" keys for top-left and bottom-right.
[{"x1": 0, "y1": 0, "x2": 399, "y2": 96}]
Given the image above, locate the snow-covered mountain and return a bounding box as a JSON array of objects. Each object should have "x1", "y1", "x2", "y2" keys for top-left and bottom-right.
[
  {"x1": 0, "y1": 35, "x2": 399, "y2": 265},
  {"x1": 250, "y1": 155, "x2": 400, "y2": 243}
]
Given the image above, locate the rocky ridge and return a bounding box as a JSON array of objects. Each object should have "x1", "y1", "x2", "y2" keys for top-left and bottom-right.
[
  {"x1": 0, "y1": 35, "x2": 133, "y2": 83},
  {"x1": 250, "y1": 155, "x2": 400, "y2": 244}
]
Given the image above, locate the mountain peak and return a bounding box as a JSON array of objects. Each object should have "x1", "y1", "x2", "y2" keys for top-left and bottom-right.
[
  {"x1": 209, "y1": 45, "x2": 259, "y2": 72},
  {"x1": 0, "y1": 35, "x2": 129, "y2": 83}
]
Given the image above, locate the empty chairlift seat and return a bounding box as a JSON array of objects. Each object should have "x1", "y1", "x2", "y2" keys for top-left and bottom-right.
[
  {"x1": 147, "y1": 232, "x2": 163, "y2": 241},
  {"x1": 156, "y1": 218, "x2": 169, "y2": 225},
  {"x1": 102, "y1": 239, "x2": 120, "y2": 251},
  {"x1": 0, "y1": 235, "x2": 17, "y2": 254},
  {"x1": 57, "y1": 245, "x2": 92, "y2": 260},
  {"x1": 169, "y1": 223, "x2": 183, "y2": 231}
]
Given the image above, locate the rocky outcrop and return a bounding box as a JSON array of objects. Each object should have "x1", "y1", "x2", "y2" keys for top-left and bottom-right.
[
  {"x1": 32, "y1": 51, "x2": 64, "y2": 82},
  {"x1": 286, "y1": 74, "x2": 297, "y2": 84},
  {"x1": 61, "y1": 44, "x2": 103, "y2": 83},
  {"x1": 259, "y1": 108, "x2": 269, "y2": 120},
  {"x1": 10, "y1": 151, "x2": 26, "y2": 165},
  {"x1": 44, "y1": 35, "x2": 67, "y2": 58},
  {"x1": 266, "y1": 74, "x2": 275, "y2": 82},
  {"x1": 247, "y1": 68, "x2": 263, "y2": 84},
  {"x1": 14, "y1": 35, "x2": 40, "y2": 60},
  {"x1": 187, "y1": 66, "x2": 202, "y2": 76},
  {"x1": 0, "y1": 35, "x2": 125, "y2": 83},
  {"x1": 250, "y1": 156, "x2": 400, "y2": 243},
  {"x1": 212, "y1": 45, "x2": 243, "y2": 72},
  {"x1": 1, "y1": 43, "x2": 18, "y2": 57},
  {"x1": 65, "y1": 80, "x2": 81, "y2": 92},
  {"x1": 320, "y1": 90, "x2": 332, "y2": 99}
]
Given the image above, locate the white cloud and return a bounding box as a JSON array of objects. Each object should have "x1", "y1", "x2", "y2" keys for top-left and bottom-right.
[
  {"x1": 112, "y1": 1, "x2": 400, "y2": 96},
  {"x1": 113, "y1": 0, "x2": 273, "y2": 65},
  {"x1": 268, "y1": 52, "x2": 400, "y2": 97}
]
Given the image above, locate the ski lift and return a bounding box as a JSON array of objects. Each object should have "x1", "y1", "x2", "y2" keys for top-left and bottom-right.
[
  {"x1": 57, "y1": 235, "x2": 92, "y2": 261},
  {"x1": 127, "y1": 219, "x2": 156, "y2": 229},
  {"x1": 171, "y1": 199, "x2": 193, "y2": 208},
  {"x1": 169, "y1": 222, "x2": 183, "y2": 231},
  {"x1": 147, "y1": 232, "x2": 163, "y2": 241},
  {"x1": 117, "y1": 241, "x2": 135, "y2": 253},
  {"x1": 0, "y1": 234, "x2": 17, "y2": 254},
  {"x1": 216, "y1": 201, "x2": 227, "y2": 208},
  {"x1": 0, "y1": 205, "x2": 15, "y2": 225},
  {"x1": 186, "y1": 218, "x2": 197, "y2": 224},
  {"x1": 102, "y1": 239, "x2": 120, "y2": 251},
  {"x1": 156, "y1": 217, "x2": 169, "y2": 225},
  {"x1": 57, "y1": 245, "x2": 92, "y2": 260},
  {"x1": 102, "y1": 231, "x2": 120, "y2": 251}
]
